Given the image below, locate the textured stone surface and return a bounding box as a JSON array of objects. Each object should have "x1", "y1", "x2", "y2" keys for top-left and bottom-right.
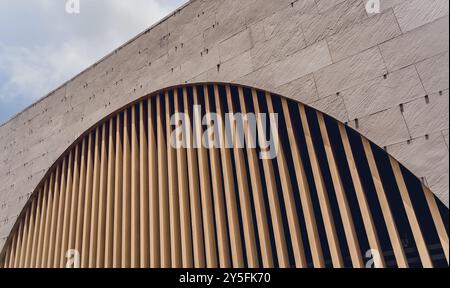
[
  {"x1": 315, "y1": 0, "x2": 347, "y2": 13},
  {"x1": 403, "y1": 90, "x2": 449, "y2": 138},
  {"x1": 0, "y1": 0, "x2": 448, "y2": 249},
  {"x1": 310, "y1": 93, "x2": 349, "y2": 123},
  {"x1": 301, "y1": 0, "x2": 367, "y2": 46},
  {"x1": 364, "y1": 0, "x2": 407, "y2": 15},
  {"x1": 393, "y1": 0, "x2": 449, "y2": 33},
  {"x1": 327, "y1": 9, "x2": 401, "y2": 62},
  {"x1": 348, "y1": 106, "x2": 410, "y2": 147},
  {"x1": 379, "y1": 16, "x2": 449, "y2": 71},
  {"x1": 341, "y1": 65, "x2": 426, "y2": 120},
  {"x1": 443, "y1": 130, "x2": 449, "y2": 149},
  {"x1": 274, "y1": 73, "x2": 319, "y2": 104},
  {"x1": 388, "y1": 133, "x2": 449, "y2": 205},
  {"x1": 314, "y1": 47, "x2": 387, "y2": 97},
  {"x1": 415, "y1": 51, "x2": 449, "y2": 95}
]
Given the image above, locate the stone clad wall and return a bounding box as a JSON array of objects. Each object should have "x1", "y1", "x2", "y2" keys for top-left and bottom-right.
[{"x1": 0, "y1": 0, "x2": 448, "y2": 250}]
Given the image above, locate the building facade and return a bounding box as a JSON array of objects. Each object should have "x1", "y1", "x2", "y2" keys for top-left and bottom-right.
[{"x1": 0, "y1": 0, "x2": 448, "y2": 268}]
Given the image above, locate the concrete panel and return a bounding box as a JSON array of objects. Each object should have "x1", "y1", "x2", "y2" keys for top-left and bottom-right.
[
  {"x1": 379, "y1": 16, "x2": 449, "y2": 71},
  {"x1": 240, "y1": 40, "x2": 332, "y2": 89},
  {"x1": 219, "y1": 28, "x2": 253, "y2": 63},
  {"x1": 327, "y1": 9, "x2": 401, "y2": 62},
  {"x1": 393, "y1": 0, "x2": 449, "y2": 33},
  {"x1": 314, "y1": 47, "x2": 387, "y2": 97},
  {"x1": 249, "y1": 7, "x2": 308, "y2": 70},
  {"x1": 348, "y1": 106, "x2": 410, "y2": 147},
  {"x1": 341, "y1": 65, "x2": 426, "y2": 120},
  {"x1": 315, "y1": 0, "x2": 347, "y2": 13},
  {"x1": 415, "y1": 52, "x2": 449, "y2": 95},
  {"x1": 310, "y1": 93, "x2": 349, "y2": 123},
  {"x1": 274, "y1": 73, "x2": 319, "y2": 105},
  {"x1": 270, "y1": 40, "x2": 332, "y2": 87},
  {"x1": 443, "y1": 130, "x2": 449, "y2": 149},
  {"x1": 301, "y1": 0, "x2": 367, "y2": 46},
  {"x1": 403, "y1": 90, "x2": 449, "y2": 138},
  {"x1": 207, "y1": 50, "x2": 253, "y2": 82},
  {"x1": 364, "y1": 0, "x2": 406, "y2": 16}
]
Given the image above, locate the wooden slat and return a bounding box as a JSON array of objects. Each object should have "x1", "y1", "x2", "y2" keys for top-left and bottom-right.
[
  {"x1": 24, "y1": 197, "x2": 37, "y2": 268},
  {"x1": 339, "y1": 123, "x2": 385, "y2": 268},
  {"x1": 37, "y1": 176, "x2": 51, "y2": 268},
  {"x1": 42, "y1": 170, "x2": 56, "y2": 268},
  {"x1": 18, "y1": 209, "x2": 29, "y2": 268},
  {"x1": 76, "y1": 133, "x2": 91, "y2": 268},
  {"x1": 389, "y1": 156, "x2": 433, "y2": 268},
  {"x1": 30, "y1": 188, "x2": 44, "y2": 268},
  {"x1": 81, "y1": 132, "x2": 95, "y2": 268},
  {"x1": 4, "y1": 239, "x2": 11, "y2": 268},
  {"x1": 252, "y1": 89, "x2": 290, "y2": 268},
  {"x1": 16, "y1": 213, "x2": 26, "y2": 268},
  {"x1": 23, "y1": 199, "x2": 35, "y2": 268},
  {"x1": 157, "y1": 94, "x2": 170, "y2": 268},
  {"x1": 89, "y1": 127, "x2": 102, "y2": 268},
  {"x1": 423, "y1": 185, "x2": 449, "y2": 264},
  {"x1": 60, "y1": 151, "x2": 74, "y2": 268},
  {"x1": 96, "y1": 123, "x2": 109, "y2": 268},
  {"x1": 9, "y1": 225, "x2": 21, "y2": 268},
  {"x1": 183, "y1": 87, "x2": 205, "y2": 268},
  {"x1": 113, "y1": 114, "x2": 123, "y2": 268},
  {"x1": 148, "y1": 98, "x2": 160, "y2": 268},
  {"x1": 174, "y1": 90, "x2": 193, "y2": 268},
  {"x1": 299, "y1": 104, "x2": 344, "y2": 268},
  {"x1": 282, "y1": 99, "x2": 325, "y2": 268},
  {"x1": 47, "y1": 162, "x2": 62, "y2": 268},
  {"x1": 316, "y1": 112, "x2": 363, "y2": 268},
  {"x1": 166, "y1": 91, "x2": 182, "y2": 268},
  {"x1": 68, "y1": 144, "x2": 81, "y2": 267},
  {"x1": 225, "y1": 86, "x2": 259, "y2": 267},
  {"x1": 131, "y1": 105, "x2": 141, "y2": 268},
  {"x1": 205, "y1": 85, "x2": 232, "y2": 268},
  {"x1": 105, "y1": 118, "x2": 116, "y2": 268},
  {"x1": 238, "y1": 88, "x2": 274, "y2": 268},
  {"x1": 9, "y1": 229, "x2": 18, "y2": 268},
  {"x1": 122, "y1": 110, "x2": 132, "y2": 268},
  {"x1": 139, "y1": 102, "x2": 150, "y2": 268},
  {"x1": 193, "y1": 87, "x2": 227, "y2": 268},
  {"x1": 266, "y1": 93, "x2": 307, "y2": 268},
  {"x1": 54, "y1": 156, "x2": 68, "y2": 268},
  {"x1": 362, "y1": 137, "x2": 408, "y2": 268}
]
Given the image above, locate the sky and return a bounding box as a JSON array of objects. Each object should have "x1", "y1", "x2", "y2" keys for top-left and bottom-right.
[{"x1": 0, "y1": 0, "x2": 187, "y2": 125}]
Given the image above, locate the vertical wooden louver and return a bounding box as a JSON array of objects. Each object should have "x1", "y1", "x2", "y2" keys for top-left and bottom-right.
[{"x1": 0, "y1": 84, "x2": 448, "y2": 268}]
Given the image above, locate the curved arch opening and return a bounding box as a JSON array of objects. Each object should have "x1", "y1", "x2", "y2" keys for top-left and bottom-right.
[{"x1": 0, "y1": 83, "x2": 448, "y2": 268}]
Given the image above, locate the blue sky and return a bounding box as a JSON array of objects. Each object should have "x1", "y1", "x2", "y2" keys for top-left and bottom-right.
[{"x1": 0, "y1": 0, "x2": 187, "y2": 124}]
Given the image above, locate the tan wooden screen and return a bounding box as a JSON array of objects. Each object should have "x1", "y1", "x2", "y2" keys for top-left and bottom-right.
[{"x1": 0, "y1": 84, "x2": 448, "y2": 268}]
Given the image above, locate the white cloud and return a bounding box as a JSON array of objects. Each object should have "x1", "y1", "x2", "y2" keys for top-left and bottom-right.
[{"x1": 0, "y1": 0, "x2": 186, "y2": 122}]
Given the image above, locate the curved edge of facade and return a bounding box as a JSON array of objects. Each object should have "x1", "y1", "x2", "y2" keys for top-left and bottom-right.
[{"x1": 1, "y1": 83, "x2": 448, "y2": 268}]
